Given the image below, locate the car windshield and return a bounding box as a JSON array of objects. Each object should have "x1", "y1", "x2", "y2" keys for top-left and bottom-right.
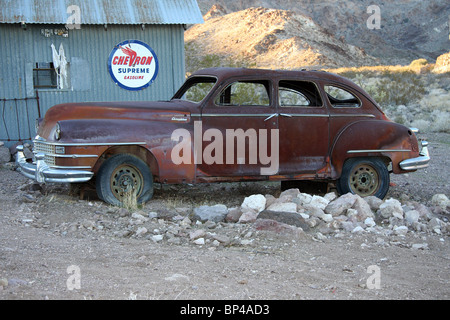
[{"x1": 172, "y1": 76, "x2": 217, "y2": 103}]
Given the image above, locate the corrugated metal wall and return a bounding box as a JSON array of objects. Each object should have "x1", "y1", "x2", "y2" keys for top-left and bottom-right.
[{"x1": 0, "y1": 23, "x2": 187, "y2": 146}]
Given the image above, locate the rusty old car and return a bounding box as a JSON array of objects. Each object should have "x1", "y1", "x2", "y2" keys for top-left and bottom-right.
[{"x1": 16, "y1": 67, "x2": 430, "y2": 206}]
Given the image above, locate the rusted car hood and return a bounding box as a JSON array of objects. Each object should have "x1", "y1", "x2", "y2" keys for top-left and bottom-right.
[{"x1": 39, "y1": 100, "x2": 195, "y2": 140}]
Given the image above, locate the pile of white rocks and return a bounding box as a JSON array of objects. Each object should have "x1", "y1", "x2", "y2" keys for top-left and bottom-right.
[
  {"x1": 195, "y1": 188, "x2": 449, "y2": 238},
  {"x1": 0, "y1": 142, "x2": 33, "y2": 169},
  {"x1": 0, "y1": 142, "x2": 11, "y2": 164},
  {"x1": 119, "y1": 189, "x2": 449, "y2": 246},
  {"x1": 15, "y1": 176, "x2": 449, "y2": 247}
]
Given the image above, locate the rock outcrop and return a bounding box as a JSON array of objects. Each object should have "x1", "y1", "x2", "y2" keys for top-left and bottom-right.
[{"x1": 185, "y1": 7, "x2": 379, "y2": 71}]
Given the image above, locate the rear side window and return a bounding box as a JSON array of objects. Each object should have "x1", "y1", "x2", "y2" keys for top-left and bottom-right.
[
  {"x1": 324, "y1": 85, "x2": 361, "y2": 108},
  {"x1": 278, "y1": 80, "x2": 322, "y2": 107}
]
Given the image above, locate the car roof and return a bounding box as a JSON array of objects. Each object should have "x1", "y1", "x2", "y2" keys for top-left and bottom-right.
[
  {"x1": 190, "y1": 67, "x2": 356, "y2": 87},
  {"x1": 189, "y1": 67, "x2": 383, "y2": 112}
]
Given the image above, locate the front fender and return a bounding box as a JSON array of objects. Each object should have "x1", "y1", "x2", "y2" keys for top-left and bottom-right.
[
  {"x1": 53, "y1": 118, "x2": 197, "y2": 183},
  {"x1": 330, "y1": 120, "x2": 420, "y2": 177}
]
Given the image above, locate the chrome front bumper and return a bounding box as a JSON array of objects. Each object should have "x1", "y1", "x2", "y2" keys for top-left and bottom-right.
[
  {"x1": 15, "y1": 145, "x2": 94, "y2": 183},
  {"x1": 399, "y1": 141, "x2": 430, "y2": 171}
]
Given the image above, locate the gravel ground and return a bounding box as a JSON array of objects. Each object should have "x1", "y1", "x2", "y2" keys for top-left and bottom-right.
[
  {"x1": 387, "y1": 132, "x2": 450, "y2": 204},
  {"x1": 0, "y1": 132, "x2": 448, "y2": 303}
]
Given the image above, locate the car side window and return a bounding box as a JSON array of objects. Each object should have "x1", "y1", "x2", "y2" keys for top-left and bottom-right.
[
  {"x1": 324, "y1": 85, "x2": 361, "y2": 108},
  {"x1": 173, "y1": 76, "x2": 217, "y2": 103},
  {"x1": 183, "y1": 82, "x2": 216, "y2": 103},
  {"x1": 278, "y1": 80, "x2": 322, "y2": 107},
  {"x1": 215, "y1": 81, "x2": 270, "y2": 107}
]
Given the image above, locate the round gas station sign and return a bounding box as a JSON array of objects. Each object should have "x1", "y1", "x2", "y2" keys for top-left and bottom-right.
[{"x1": 108, "y1": 39, "x2": 159, "y2": 91}]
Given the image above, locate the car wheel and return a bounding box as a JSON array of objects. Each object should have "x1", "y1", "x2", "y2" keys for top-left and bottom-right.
[
  {"x1": 96, "y1": 154, "x2": 154, "y2": 206},
  {"x1": 337, "y1": 157, "x2": 389, "y2": 199}
]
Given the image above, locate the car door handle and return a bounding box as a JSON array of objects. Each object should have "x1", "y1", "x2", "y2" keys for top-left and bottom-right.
[
  {"x1": 264, "y1": 113, "x2": 278, "y2": 121},
  {"x1": 279, "y1": 113, "x2": 292, "y2": 117}
]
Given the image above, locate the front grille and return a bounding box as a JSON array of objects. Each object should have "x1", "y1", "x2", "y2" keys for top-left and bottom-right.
[{"x1": 33, "y1": 141, "x2": 56, "y2": 166}]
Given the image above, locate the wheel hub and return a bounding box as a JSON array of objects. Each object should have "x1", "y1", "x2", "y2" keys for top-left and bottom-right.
[
  {"x1": 110, "y1": 165, "x2": 143, "y2": 200},
  {"x1": 349, "y1": 164, "x2": 379, "y2": 197}
]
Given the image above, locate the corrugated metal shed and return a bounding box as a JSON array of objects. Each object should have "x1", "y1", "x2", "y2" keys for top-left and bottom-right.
[
  {"x1": 0, "y1": 23, "x2": 189, "y2": 144},
  {"x1": 0, "y1": 0, "x2": 203, "y2": 146},
  {"x1": 0, "y1": 0, "x2": 204, "y2": 25}
]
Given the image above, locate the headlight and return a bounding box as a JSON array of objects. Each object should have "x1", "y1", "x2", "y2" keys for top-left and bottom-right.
[{"x1": 55, "y1": 122, "x2": 61, "y2": 140}]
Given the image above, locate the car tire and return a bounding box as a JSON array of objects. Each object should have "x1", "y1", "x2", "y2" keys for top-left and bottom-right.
[
  {"x1": 96, "y1": 154, "x2": 154, "y2": 206},
  {"x1": 337, "y1": 157, "x2": 389, "y2": 199}
]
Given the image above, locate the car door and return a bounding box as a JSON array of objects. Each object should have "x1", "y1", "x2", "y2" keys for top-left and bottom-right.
[
  {"x1": 276, "y1": 79, "x2": 330, "y2": 176},
  {"x1": 196, "y1": 78, "x2": 279, "y2": 178}
]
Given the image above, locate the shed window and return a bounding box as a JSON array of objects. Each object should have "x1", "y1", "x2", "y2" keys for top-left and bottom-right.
[{"x1": 33, "y1": 62, "x2": 58, "y2": 89}]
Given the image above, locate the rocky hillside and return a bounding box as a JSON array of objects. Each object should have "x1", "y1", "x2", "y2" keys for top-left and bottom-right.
[
  {"x1": 194, "y1": 0, "x2": 450, "y2": 66},
  {"x1": 434, "y1": 52, "x2": 450, "y2": 73},
  {"x1": 185, "y1": 6, "x2": 379, "y2": 70},
  {"x1": 185, "y1": 5, "x2": 379, "y2": 69}
]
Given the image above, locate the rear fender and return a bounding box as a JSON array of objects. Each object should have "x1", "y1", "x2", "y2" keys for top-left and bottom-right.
[{"x1": 330, "y1": 120, "x2": 419, "y2": 177}]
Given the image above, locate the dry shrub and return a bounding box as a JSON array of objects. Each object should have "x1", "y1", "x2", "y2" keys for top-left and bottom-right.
[
  {"x1": 431, "y1": 110, "x2": 450, "y2": 133},
  {"x1": 410, "y1": 59, "x2": 428, "y2": 68},
  {"x1": 122, "y1": 189, "x2": 139, "y2": 211},
  {"x1": 328, "y1": 63, "x2": 449, "y2": 133}
]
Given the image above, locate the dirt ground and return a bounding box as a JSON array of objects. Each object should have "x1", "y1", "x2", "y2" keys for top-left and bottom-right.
[{"x1": 0, "y1": 132, "x2": 448, "y2": 302}]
